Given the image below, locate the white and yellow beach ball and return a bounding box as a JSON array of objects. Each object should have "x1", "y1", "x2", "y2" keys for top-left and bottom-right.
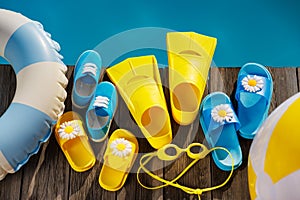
[{"x1": 248, "y1": 93, "x2": 300, "y2": 200}]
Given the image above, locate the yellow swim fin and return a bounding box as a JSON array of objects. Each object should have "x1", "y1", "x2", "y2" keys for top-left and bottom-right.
[
  {"x1": 167, "y1": 32, "x2": 217, "y2": 125},
  {"x1": 106, "y1": 55, "x2": 172, "y2": 149}
]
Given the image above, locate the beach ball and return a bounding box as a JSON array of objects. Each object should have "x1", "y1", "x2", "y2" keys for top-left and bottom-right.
[{"x1": 248, "y1": 92, "x2": 300, "y2": 200}]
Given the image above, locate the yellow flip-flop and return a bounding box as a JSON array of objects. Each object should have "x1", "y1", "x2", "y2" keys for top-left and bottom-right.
[
  {"x1": 99, "y1": 129, "x2": 139, "y2": 191},
  {"x1": 106, "y1": 55, "x2": 172, "y2": 149},
  {"x1": 54, "y1": 111, "x2": 96, "y2": 172},
  {"x1": 167, "y1": 32, "x2": 217, "y2": 125}
]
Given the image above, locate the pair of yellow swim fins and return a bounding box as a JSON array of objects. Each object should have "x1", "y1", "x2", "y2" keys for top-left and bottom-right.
[{"x1": 107, "y1": 32, "x2": 217, "y2": 149}]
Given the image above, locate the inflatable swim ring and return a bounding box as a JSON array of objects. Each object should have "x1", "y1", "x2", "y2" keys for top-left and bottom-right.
[{"x1": 0, "y1": 9, "x2": 68, "y2": 180}]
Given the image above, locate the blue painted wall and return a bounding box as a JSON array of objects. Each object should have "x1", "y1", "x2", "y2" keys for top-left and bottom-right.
[{"x1": 0, "y1": 0, "x2": 299, "y2": 67}]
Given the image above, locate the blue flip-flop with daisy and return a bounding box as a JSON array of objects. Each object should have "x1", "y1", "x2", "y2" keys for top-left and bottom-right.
[
  {"x1": 200, "y1": 92, "x2": 242, "y2": 171},
  {"x1": 235, "y1": 63, "x2": 273, "y2": 139}
]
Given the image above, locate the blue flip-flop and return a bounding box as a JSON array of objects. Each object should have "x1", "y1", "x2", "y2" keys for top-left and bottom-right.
[
  {"x1": 86, "y1": 81, "x2": 118, "y2": 142},
  {"x1": 235, "y1": 63, "x2": 273, "y2": 139},
  {"x1": 200, "y1": 92, "x2": 242, "y2": 171},
  {"x1": 72, "y1": 50, "x2": 102, "y2": 108}
]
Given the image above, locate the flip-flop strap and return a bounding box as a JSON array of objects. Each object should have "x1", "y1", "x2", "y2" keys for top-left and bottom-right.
[
  {"x1": 202, "y1": 103, "x2": 240, "y2": 132},
  {"x1": 104, "y1": 146, "x2": 135, "y2": 171},
  {"x1": 235, "y1": 74, "x2": 272, "y2": 103},
  {"x1": 57, "y1": 120, "x2": 86, "y2": 146}
]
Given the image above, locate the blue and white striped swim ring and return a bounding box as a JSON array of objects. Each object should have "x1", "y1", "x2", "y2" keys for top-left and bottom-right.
[{"x1": 0, "y1": 9, "x2": 68, "y2": 180}]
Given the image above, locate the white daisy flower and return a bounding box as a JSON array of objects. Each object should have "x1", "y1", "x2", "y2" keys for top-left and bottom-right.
[
  {"x1": 58, "y1": 121, "x2": 80, "y2": 140},
  {"x1": 242, "y1": 75, "x2": 264, "y2": 93},
  {"x1": 211, "y1": 104, "x2": 234, "y2": 123},
  {"x1": 110, "y1": 138, "x2": 132, "y2": 158}
]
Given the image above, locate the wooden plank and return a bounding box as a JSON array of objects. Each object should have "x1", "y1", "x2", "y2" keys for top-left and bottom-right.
[
  {"x1": 297, "y1": 68, "x2": 300, "y2": 93},
  {"x1": 209, "y1": 67, "x2": 251, "y2": 200},
  {"x1": 269, "y1": 68, "x2": 299, "y2": 108},
  {"x1": 21, "y1": 137, "x2": 70, "y2": 200},
  {"x1": 0, "y1": 65, "x2": 22, "y2": 200},
  {"x1": 0, "y1": 171, "x2": 22, "y2": 200},
  {"x1": 0, "y1": 65, "x2": 16, "y2": 114},
  {"x1": 163, "y1": 68, "x2": 212, "y2": 200},
  {"x1": 1, "y1": 65, "x2": 299, "y2": 200},
  {"x1": 68, "y1": 164, "x2": 100, "y2": 200}
]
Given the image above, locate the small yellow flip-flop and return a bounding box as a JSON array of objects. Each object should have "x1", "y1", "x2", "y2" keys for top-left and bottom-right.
[
  {"x1": 167, "y1": 32, "x2": 217, "y2": 125},
  {"x1": 106, "y1": 55, "x2": 172, "y2": 149},
  {"x1": 54, "y1": 111, "x2": 96, "y2": 172},
  {"x1": 99, "y1": 129, "x2": 139, "y2": 191}
]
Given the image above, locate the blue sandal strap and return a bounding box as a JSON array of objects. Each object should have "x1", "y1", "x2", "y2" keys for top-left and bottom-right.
[
  {"x1": 202, "y1": 103, "x2": 240, "y2": 132},
  {"x1": 235, "y1": 74, "x2": 272, "y2": 103}
]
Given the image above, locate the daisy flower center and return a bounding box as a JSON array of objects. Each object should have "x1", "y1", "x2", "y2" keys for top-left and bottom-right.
[
  {"x1": 116, "y1": 143, "x2": 126, "y2": 151},
  {"x1": 211, "y1": 104, "x2": 234, "y2": 123},
  {"x1": 58, "y1": 121, "x2": 80, "y2": 140},
  {"x1": 241, "y1": 75, "x2": 264, "y2": 93},
  {"x1": 248, "y1": 79, "x2": 257, "y2": 87},
  {"x1": 218, "y1": 110, "x2": 227, "y2": 118},
  {"x1": 110, "y1": 138, "x2": 133, "y2": 158},
  {"x1": 64, "y1": 126, "x2": 74, "y2": 134}
]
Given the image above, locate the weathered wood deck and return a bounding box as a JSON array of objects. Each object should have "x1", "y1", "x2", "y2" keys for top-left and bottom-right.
[{"x1": 0, "y1": 65, "x2": 299, "y2": 200}]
